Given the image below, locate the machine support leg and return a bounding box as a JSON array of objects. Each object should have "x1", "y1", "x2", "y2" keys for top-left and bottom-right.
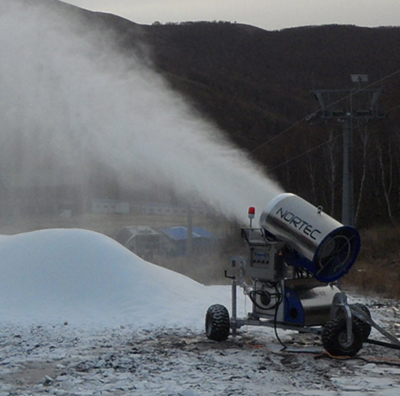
[{"x1": 231, "y1": 278, "x2": 237, "y2": 337}]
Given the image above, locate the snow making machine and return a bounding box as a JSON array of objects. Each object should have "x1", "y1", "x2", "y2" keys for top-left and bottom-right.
[{"x1": 206, "y1": 193, "x2": 400, "y2": 356}]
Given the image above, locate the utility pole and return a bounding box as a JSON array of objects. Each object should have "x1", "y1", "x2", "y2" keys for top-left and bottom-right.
[
  {"x1": 342, "y1": 115, "x2": 353, "y2": 225},
  {"x1": 309, "y1": 75, "x2": 386, "y2": 226}
]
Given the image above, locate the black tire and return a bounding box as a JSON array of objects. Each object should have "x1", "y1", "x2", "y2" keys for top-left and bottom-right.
[
  {"x1": 350, "y1": 303, "x2": 372, "y2": 341},
  {"x1": 322, "y1": 317, "x2": 364, "y2": 356},
  {"x1": 205, "y1": 304, "x2": 230, "y2": 342}
]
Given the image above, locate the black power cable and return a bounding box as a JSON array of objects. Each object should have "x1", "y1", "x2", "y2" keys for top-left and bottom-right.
[{"x1": 273, "y1": 286, "x2": 287, "y2": 350}]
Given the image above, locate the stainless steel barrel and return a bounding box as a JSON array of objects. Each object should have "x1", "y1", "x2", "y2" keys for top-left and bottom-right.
[{"x1": 259, "y1": 193, "x2": 360, "y2": 282}]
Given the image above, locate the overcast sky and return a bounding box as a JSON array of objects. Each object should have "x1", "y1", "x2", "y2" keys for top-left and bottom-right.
[{"x1": 61, "y1": 0, "x2": 399, "y2": 31}]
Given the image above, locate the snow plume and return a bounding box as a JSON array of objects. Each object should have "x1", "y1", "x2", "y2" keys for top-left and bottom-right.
[{"x1": 0, "y1": 0, "x2": 282, "y2": 223}]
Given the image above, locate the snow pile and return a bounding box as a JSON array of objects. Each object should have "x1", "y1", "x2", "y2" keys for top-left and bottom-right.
[{"x1": 0, "y1": 229, "x2": 234, "y2": 327}]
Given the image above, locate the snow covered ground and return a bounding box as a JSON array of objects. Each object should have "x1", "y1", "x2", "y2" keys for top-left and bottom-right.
[{"x1": 0, "y1": 229, "x2": 400, "y2": 395}]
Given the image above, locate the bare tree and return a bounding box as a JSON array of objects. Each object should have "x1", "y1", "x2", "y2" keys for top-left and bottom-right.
[
  {"x1": 377, "y1": 137, "x2": 396, "y2": 225},
  {"x1": 354, "y1": 125, "x2": 370, "y2": 225},
  {"x1": 305, "y1": 140, "x2": 318, "y2": 203},
  {"x1": 323, "y1": 128, "x2": 338, "y2": 215}
]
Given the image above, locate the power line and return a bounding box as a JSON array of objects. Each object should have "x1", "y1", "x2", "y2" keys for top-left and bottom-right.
[
  {"x1": 388, "y1": 103, "x2": 400, "y2": 114},
  {"x1": 268, "y1": 100, "x2": 400, "y2": 172},
  {"x1": 249, "y1": 118, "x2": 306, "y2": 155},
  {"x1": 249, "y1": 68, "x2": 400, "y2": 156},
  {"x1": 268, "y1": 134, "x2": 338, "y2": 172},
  {"x1": 269, "y1": 112, "x2": 396, "y2": 173}
]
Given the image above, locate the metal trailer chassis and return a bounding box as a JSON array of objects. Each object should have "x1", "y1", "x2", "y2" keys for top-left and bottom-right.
[{"x1": 206, "y1": 257, "x2": 400, "y2": 356}]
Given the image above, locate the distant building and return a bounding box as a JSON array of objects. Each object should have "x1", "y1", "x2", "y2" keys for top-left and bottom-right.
[
  {"x1": 141, "y1": 202, "x2": 210, "y2": 217},
  {"x1": 92, "y1": 199, "x2": 130, "y2": 214}
]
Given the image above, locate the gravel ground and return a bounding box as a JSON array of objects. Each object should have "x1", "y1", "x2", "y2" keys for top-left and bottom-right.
[{"x1": 1, "y1": 297, "x2": 400, "y2": 396}]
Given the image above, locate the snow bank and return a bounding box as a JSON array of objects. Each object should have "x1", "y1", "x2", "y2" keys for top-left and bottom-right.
[{"x1": 0, "y1": 229, "x2": 234, "y2": 328}]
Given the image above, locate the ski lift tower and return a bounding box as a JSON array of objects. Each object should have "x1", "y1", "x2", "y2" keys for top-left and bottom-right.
[{"x1": 309, "y1": 74, "x2": 386, "y2": 226}]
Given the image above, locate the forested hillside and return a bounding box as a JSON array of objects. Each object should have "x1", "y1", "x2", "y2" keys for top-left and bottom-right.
[
  {"x1": 7, "y1": 0, "x2": 400, "y2": 227},
  {"x1": 78, "y1": 8, "x2": 400, "y2": 228}
]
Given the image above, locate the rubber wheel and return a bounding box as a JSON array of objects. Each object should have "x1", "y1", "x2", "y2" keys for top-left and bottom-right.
[
  {"x1": 322, "y1": 317, "x2": 364, "y2": 356},
  {"x1": 205, "y1": 304, "x2": 230, "y2": 342},
  {"x1": 350, "y1": 303, "x2": 372, "y2": 341}
]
